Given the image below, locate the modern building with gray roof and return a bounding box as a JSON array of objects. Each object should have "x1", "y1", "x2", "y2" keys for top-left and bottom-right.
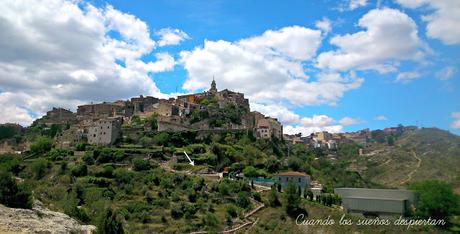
[{"x1": 334, "y1": 188, "x2": 415, "y2": 218}]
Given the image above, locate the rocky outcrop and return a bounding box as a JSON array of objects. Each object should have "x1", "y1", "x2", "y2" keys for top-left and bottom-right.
[{"x1": 0, "y1": 201, "x2": 95, "y2": 234}]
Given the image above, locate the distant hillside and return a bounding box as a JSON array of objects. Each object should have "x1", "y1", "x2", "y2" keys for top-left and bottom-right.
[{"x1": 351, "y1": 128, "x2": 460, "y2": 193}]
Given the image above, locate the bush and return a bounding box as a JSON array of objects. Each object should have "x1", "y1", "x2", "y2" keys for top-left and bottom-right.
[
  {"x1": 236, "y1": 191, "x2": 250, "y2": 209},
  {"x1": 0, "y1": 171, "x2": 33, "y2": 209},
  {"x1": 410, "y1": 180, "x2": 460, "y2": 220},
  {"x1": 268, "y1": 189, "x2": 281, "y2": 207},
  {"x1": 0, "y1": 155, "x2": 22, "y2": 174},
  {"x1": 75, "y1": 142, "x2": 87, "y2": 151},
  {"x1": 253, "y1": 192, "x2": 262, "y2": 202},
  {"x1": 71, "y1": 164, "x2": 88, "y2": 177},
  {"x1": 226, "y1": 205, "x2": 238, "y2": 218},
  {"x1": 48, "y1": 149, "x2": 71, "y2": 161},
  {"x1": 203, "y1": 212, "x2": 220, "y2": 230},
  {"x1": 132, "y1": 159, "x2": 151, "y2": 171},
  {"x1": 97, "y1": 208, "x2": 124, "y2": 234},
  {"x1": 83, "y1": 152, "x2": 95, "y2": 165},
  {"x1": 95, "y1": 148, "x2": 114, "y2": 164},
  {"x1": 30, "y1": 137, "x2": 53, "y2": 155},
  {"x1": 31, "y1": 158, "x2": 49, "y2": 179},
  {"x1": 285, "y1": 181, "x2": 301, "y2": 216}
]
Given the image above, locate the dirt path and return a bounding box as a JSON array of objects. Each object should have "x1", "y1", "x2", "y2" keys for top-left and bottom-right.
[{"x1": 400, "y1": 150, "x2": 422, "y2": 185}]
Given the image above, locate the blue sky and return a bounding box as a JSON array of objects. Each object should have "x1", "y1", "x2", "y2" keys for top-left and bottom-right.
[{"x1": 0, "y1": 0, "x2": 459, "y2": 135}]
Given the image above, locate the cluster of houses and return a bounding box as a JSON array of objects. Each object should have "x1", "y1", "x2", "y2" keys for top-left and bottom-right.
[
  {"x1": 33, "y1": 80, "x2": 283, "y2": 148},
  {"x1": 283, "y1": 129, "x2": 371, "y2": 150}
]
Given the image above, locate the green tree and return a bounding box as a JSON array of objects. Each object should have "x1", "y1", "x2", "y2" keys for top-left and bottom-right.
[
  {"x1": 97, "y1": 208, "x2": 124, "y2": 234},
  {"x1": 236, "y1": 191, "x2": 251, "y2": 209},
  {"x1": 203, "y1": 212, "x2": 220, "y2": 231},
  {"x1": 285, "y1": 181, "x2": 301, "y2": 216},
  {"x1": 409, "y1": 180, "x2": 460, "y2": 221},
  {"x1": 268, "y1": 189, "x2": 281, "y2": 207},
  {"x1": 132, "y1": 159, "x2": 151, "y2": 171},
  {"x1": 146, "y1": 113, "x2": 158, "y2": 131},
  {"x1": 31, "y1": 158, "x2": 49, "y2": 179},
  {"x1": 30, "y1": 137, "x2": 53, "y2": 154},
  {"x1": 0, "y1": 171, "x2": 32, "y2": 209},
  {"x1": 387, "y1": 135, "x2": 395, "y2": 146}
]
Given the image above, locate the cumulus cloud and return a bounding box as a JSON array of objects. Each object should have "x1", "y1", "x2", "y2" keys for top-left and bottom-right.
[
  {"x1": 396, "y1": 0, "x2": 460, "y2": 45},
  {"x1": 349, "y1": 0, "x2": 368, "y2": 10},
  {"x1": 339, "y1": 117, "x2": 364, "y2": 126},
  {"x1": 451, "y1": 112, "x2": 460, "y2": 129},
  {"x1": 156, "y1": 28, "x2": 190, "y2": 46},
  {"x1": 0, "y1": 0, "x2": 176, "y2": 125},
  {"x1": 315, "y1": 18, "x2": 332, "y2": 34},
  {"x1": 316, "y1": 8, "x2": 425, "y2": 73},
  {"x1": 436, "y1": 66, "x2": 456, "y2": 81},
  {"x1": 180, "y1": 26, "x2": 363, "y2": 106},
  {"x1": 375, "y1": 115, "x2": 388, "y2": 121},
  {"x1": 395, "y1": 71, "x2": 421, "y2": 83},
  {"x1": 251, "y1": 103, "x2": 349, "y2": 135}
]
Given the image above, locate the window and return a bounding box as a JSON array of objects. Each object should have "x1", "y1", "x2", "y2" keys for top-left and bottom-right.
[{"x1": 298, "y1": 178, "x2": 301, "y2": 183}]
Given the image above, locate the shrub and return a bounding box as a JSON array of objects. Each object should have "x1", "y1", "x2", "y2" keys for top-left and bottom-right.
[
  {"x1": 0, "y1": 171, "x2": 33, "y2": 209},
  {"x1": 0, "y1": 155, "x2": 22, "y2": 174},
  {"x1": 96, "y1": 148, "x2": 114, "y2": 164},
  {"x1": 71, "y1": 164, "x2": 88, "y2": 177},
  {"x1": 285, "y1": 181, "x2": 301, "y2": 216},
  {"x1": 132, "y1": 159, "x2": 151, "y2": 171},
  {"x1": 171, "y1": 205, "x2": 184, "y2": 219},
  {"x1": 48, "y1": 149, "x2": 70, "y2": 161},
  {"x1": 75, "y1": 142, "x2": 87, "y2": 151},
  {"x1": 97, "y1": 208, "x2": 124, "y2": 234},
  {"x1": 30, "y1": 137, "x2": 53, "y2": 155},
  {"x1": 203, "y1": 212, "x2": 220, "y2": 230},
  {"x1": 31, "y1": 158, "x2": 49, "y2": 179},
  {"x1": 236, "y1": 191, "x2": 250, "y2": 209},
  {"x1": 83, "y1": 152, "x2": 95, "y2": 165},
  {"x1": 253, "y1": 192, "x2": 262, "y2": 202},
  {"x1": 226, "y1": 205, "x2": 238, "y2": 218},
  {"x1": 114, "y1": 168, "x2": 134, "y2": 184},
  {"x1": 410, "y1": 180, "x2": 460, "y2": 221},
  {"x1": 268, "y1": 189, "x2": 281, "y2": 207}
]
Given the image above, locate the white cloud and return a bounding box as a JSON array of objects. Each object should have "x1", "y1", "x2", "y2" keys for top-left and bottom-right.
[
  {"x1": 0, "y1": 0, "x2": 177, "y2": 125},
  {"x1": 156, "y1": 28, "x2": 190, "y2": 47},
  {"x1": 180, "y1": 26, "x2": 363, "y2": 106},
  {"x1": 396, "y1": 0, "x2": 460, "y2": 45},
  {"x1": 315, "y1": 18, "x2": 331, "y2": 34},
  {"x1": 375, "y1": 115, "x2": 388, "y2": 121},
  {"x1": 395, "y1": 71, "x2": 421, "y2": 83},
  {"x1": 451, "y1": 112, "x2": 460, "y2": 129},
  {"x1": 349, "y1": 0, "x2": 368, "y2": 10},
  {"x1": 339, "y1": 117, "x2": 363, "y2": 126},
  {"x1": 251, "y1": 103, "x2": 349, "y2": 136},
  {"x1": 436, "y1": 66, "x2": 456, "y2": 81},
  {"x1": 316, "y1": 8, "x2": 425, "y2": 73}
]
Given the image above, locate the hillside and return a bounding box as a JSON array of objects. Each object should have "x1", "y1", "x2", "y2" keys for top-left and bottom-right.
[{"x1": 351, "y1": 128, "x2": 460, "y2": 192}]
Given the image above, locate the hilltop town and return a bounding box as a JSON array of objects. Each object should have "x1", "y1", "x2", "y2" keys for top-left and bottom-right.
[{"x1": 29, "y1": 80, "x2": 282, "y2": 149}]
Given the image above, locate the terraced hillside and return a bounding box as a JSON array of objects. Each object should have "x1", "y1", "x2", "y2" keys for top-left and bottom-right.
[{"x1": 351, "y1": 128, "x2": 460, "y2": 192}]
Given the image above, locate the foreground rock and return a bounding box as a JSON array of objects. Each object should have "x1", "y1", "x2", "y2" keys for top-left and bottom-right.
[{"x1": 0, "y1": 201, "x2": 95, "y2": 234}]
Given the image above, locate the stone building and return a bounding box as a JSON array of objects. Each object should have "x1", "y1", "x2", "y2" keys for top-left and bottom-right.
[
  {"x1": 273, "y1": 171, "x2": 311, "y2": 193},
  {"x1": 87, "y1": 117, "x2": 122, "y2": 145},
  {"x1": 130, "y1": 95, "x2": 159, "y2": 113},
  {"x1": 255, "y1": 116, "x2": 283, "y2": 139},
  {"x1": 77, "y1": 102, "x2": 125, "y2": 119}
]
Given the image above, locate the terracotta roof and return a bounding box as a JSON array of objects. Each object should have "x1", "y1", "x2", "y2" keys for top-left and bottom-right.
[{"x1": 276, "y1": 171, "x2": 309, "y2": 177}]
